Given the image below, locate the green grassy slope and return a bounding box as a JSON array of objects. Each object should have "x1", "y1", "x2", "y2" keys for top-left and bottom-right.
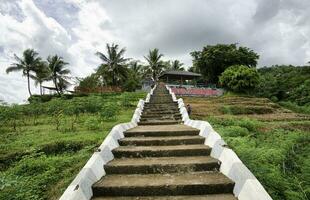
[
  {"x1": 0, "y1": 92, "x2": 145, "y2": 200},
  {"x1": 183, "y1": 96, "x2": 310, "y2": 200}
]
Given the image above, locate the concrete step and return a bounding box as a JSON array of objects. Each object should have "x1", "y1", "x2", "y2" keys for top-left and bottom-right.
[
  {"x1": 143, "y1": 107, "x2": 179, "y2": 110},
  {"x1": 144, "y1": 103, "x2": 177, "y2": 107},
  {"x1": 138, "y1": 120, "x2": 180, "y2": 126},
  {"x1": 92, "y1": 194, "x2": 237, "y2": 200},
  {"x1": 119, "y1": 135, "x2": 205, "y2": 146},
  {"x1": 112, "y1": 144, "x2": 211, "y2": 158},
  {"x1": 139, "y1": 117, "x2": 182, "y2": 122},
  {"x1": 92, "y1": 172, "x2": 234, "y2": 196},
  {"x1": 140, "y1": 113, "x2": 181, "y2": 118},
  {"x1": 104, "y1": 156, "x2": 220, "y2": 174},
  {"x1": 124, "y1": 125, "x2": 199, "y2": 137},
  {"x1": 142, "y1": 111, "x2": 180, "y2": 115}
]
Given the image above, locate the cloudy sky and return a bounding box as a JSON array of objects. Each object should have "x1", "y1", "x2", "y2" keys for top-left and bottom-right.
[{"x1": 0, "y1": 0, "x2": 310, "y2": 103}]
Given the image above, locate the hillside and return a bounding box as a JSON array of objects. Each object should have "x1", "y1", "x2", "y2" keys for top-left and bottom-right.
[
  {"x1": 0, "y1": 92, "x2": 145, "y2": 200},
  {"x1": 183, "y1": 95, "x2": 310, "y2": 200}
]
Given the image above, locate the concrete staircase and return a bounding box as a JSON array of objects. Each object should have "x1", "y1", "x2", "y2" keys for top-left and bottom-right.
[{"x1": 91, "y1": 84, "x2": 237, "y2": 199}]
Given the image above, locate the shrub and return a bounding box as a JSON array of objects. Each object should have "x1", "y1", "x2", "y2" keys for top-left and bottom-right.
[
  {"x1": 221, "y1": 126, "x2": 250, "y2": 137},
  {"x1": 236, "y1": 118, "x2": 261, "y2": 132},
  {"x1": 270, "y1": 96, "x2": 278, "y2": 102},
  {"x1": 84, "y1": 117, "x2": 101, "y2": 130},
  {"x1": 100, "y1": 103, "x2": 120, "y2": 121},
  {"x1": 279, "y1": 101, "x2": 310, "y2": 114}
]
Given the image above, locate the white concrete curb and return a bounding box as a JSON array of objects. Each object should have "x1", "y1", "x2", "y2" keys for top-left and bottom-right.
[
  {"x1": 166, "y1": 85, "x2": 272, "y2": 200},
  {"x1": 59, "y1": 86, "x2": 156, "y2": 200}
]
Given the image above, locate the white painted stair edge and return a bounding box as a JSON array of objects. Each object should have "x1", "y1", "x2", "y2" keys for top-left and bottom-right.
[
  {"x1": 59, "y1": 85, "x2": 156, "y2": 200},
  {"x1": 166, "y1": 85, "x2": 273, "y2": 200}
]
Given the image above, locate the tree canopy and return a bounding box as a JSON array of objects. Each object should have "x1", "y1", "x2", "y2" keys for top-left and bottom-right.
[
  {"x1": 191, "y1": 44, "x2": 259, "y2": 84},
  {"x1": 144, "y1": 48, "x2": 165, "y2": 81},
  {"x1": 6, "y1": 49, "x2": 42, "y2": 96},
  {"x1": 219, "y1": 65, "x2": 260, "y2": 93},
  {"x1": 96, "y1": 43, "x2": 130, "y2": 86},
  {"x1": 257, "y1": 65, "x2": 310, "y2": 104}
]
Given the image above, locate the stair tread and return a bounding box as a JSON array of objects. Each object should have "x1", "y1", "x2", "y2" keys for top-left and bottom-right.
[
  {"x1": 93, "y1": 194, "x2": 237, "y2": 200},
  {"x1": 120, "y1": 135, "x2": 204, "y2": 142},
  {"x1": 114, "y1": 144, "x2": 210, "y2": 152},
  {"x1": 106, "y1": 156, "x2": 219, "y2": 166},
  {"x1": 125, "y1": 124, "x2": 198, "y2": 133},
  {"x1": 93, "y1": 172, "x2": 233, "y2": 188}
]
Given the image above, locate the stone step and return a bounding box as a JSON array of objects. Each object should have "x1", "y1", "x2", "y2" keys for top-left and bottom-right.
[
  {"x1": 140, "y1": 113, "x2": 181, "y2": 118},
  {"x1": 144, "y1": 103, "x2": 177, "y2": 106},
  {"x1": 92, "y1": 194, "x2": 237, "y2": 200},
  {"x1": 142, "y1": 111, "x2": 180, "y2": 115},
  {"x1": 112, "y1": 144, "x2": 211, "y2": 158},
  {"x1": 149, "y1": 100, "x2": 174, "y2": 104},
  {"x1": 143, "y1": 107, "x2": 179, "y2": 110},
  {"x1": 92, "y1": 172, "x2": 234, "y2": 196},
  {"x1": 124, "y1": 125, "x2": 199, "y2": 137},
  {"x1": 119, "y1": 135, "x2": 205, "y2": 146},
  {"x1": 104, "y1": 156, "x2": 220, "y2": 174},
  {"x1": 138, "y1": 120, "x2": 180, "y2": 126},
  {"x1": 139, "y1": 118, "x2": 182, "y2": 122}
]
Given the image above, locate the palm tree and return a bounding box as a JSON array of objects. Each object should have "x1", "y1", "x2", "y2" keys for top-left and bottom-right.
[
  {"x1": 32, "y1": 61, "x2": 51, "y2": 95},
  {"x1": 144, "y1": 48, "x2": 165, "y2": 81},
  {"x1": 95, "y1": 43, "x2": 130, "y2": 86},
  {"x1": 6, "y1": 49, "x2": 42, "y2": 96},
  {"x1": 47, "y1": 55, "x2": 70, "y2": 95},
  {"x1": 129, "y1": 61, "x2": 143, "y2": 78},
  {"x1": 170, "y1": 60, "x2": 185, "y2": 71}
]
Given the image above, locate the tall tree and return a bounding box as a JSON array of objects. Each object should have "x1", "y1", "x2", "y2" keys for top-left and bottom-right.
[
  {"x1": 95, "y1": 43, "x2": 130, "y2": 86},
  {"x1": 191, "y1": 44, "x2": 259, "y2": 84},
  {"x1": 170, "y1": 60, "x2": 185, "y2": 71},
  {"x1": 144, "y1": 48, "x2": 165, "y2": 81},
  {"x1": 6, "y1": 49, "x2": 42, "y2": 96},
  {"x1": 32, "y1": 61, "x2": 51, "y2": 95},
  {"x1": 129, "y1": 61, "x2": 143, "y2": 78},
  {"x1": 47, "y1": 55, "x2": 70, "y2": 95},
  {"x1": 219, "y1": 65, "x2": 260, "y2": 93}
]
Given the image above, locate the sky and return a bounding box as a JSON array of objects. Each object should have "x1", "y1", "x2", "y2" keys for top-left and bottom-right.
[{"x1": 0, "y1": 0, "x2": 310, "y2": 103}]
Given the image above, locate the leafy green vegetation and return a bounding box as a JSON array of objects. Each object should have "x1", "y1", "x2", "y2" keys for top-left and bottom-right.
[
  {"x1": 190, "y1": 43, "x2": 259, "y2": 83},
  {"x1": 257, "y1": 65, "x2": 310, "y2": 105},
  {"x1": 219, "y1": 65, "x2": 260, "y2": 93},
  {"x1": 184, "y1": 95, "x2": 310, "y2": 200},
  {"x1": 0, "y1": 92, "x2": 145, "y2": 200}
]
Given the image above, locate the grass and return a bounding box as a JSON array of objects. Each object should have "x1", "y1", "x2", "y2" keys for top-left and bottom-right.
[
  {"x1": 0, "y1": 92, "x2": 145, "y2": 200},
  {"x1": 183, "y1": 95, "x2": 310, "y2": 200}
]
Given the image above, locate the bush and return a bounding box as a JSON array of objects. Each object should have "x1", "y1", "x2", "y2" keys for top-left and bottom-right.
[
  {"x1": 270, "y1": 96, "x2": 278, "y2": 102},
  {"x1": 220, "y1": 65, "x2": 260, "y2": 93},
  {"x1": 100, "y1": 103, "x2": 120, "y2": 121},
  {"x1": 84, "y1": 117, "x2": 101, "y2": 130},
  {"x1": 236, "y1": 118, "x2": 261, "y2": 132},
  {"x1": 221, "y1": 126, "x2": 250, "y2": 137},
  {"x1": 279, "y1": 101, "x2": 310, "y2": 114}
]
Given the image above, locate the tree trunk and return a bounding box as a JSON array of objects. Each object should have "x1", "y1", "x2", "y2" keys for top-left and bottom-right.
[
  {"x1": 54, "y1": 77, "x2": 60, "y2": 95},
  {"x1": 27, "y1": 72, "x2": 32, "y2": 96},
  {"x1": 101, "y1": 75, "x2": 104, "y2": 94},
  {"x1": 40, "y1": 82, "x2": 42, "y2": 95},
  {"x1": 112, "y1": 72, "x2": 116, "y2": 86}
]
